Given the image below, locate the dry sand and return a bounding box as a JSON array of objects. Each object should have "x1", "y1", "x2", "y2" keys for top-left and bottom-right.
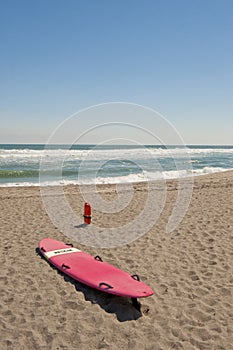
[{"x1": 0, "y1": 171, "x2": 233, "y2": 349}]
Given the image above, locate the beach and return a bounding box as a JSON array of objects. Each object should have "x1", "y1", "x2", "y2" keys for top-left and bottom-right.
[{"x1": 0, "y1": 170, "x2": 233, "y2": 350}]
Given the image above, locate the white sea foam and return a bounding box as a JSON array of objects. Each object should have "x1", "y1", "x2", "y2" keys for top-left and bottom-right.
[
  {"x1": 0, "y1": 166, "x2": 230, "y2": 187},
  {"x1": 1, "y1": 145, "x2": 232, "y2": 187},
  {"x1": 1, "y1": 147, "x2": 233, "y2": 161}
]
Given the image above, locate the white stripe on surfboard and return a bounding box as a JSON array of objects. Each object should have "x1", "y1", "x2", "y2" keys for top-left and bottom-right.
[{"x1": 44, "y1": 247, "x2": 81, "y2": 259}]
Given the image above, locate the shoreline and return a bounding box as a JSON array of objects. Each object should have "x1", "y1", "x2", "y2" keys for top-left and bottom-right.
[{"x1": 0, "y1": 170, "x2": 233, "y2": 349}]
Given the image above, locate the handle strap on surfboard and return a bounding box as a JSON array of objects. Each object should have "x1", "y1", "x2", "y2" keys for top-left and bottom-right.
[
  {"x1": 62, "y1": 263, "x2": 71, "y2": 269},
  {"x1": 99, "y1": 282, "x2": 113, "y2": 289},
  {"x1": 65, "y1": 243, "x2": 73, "y2": 247},
  {"x1": 94, "y1": 255, "x2": 103, "y2": 262},
  {"x1": 131, "y1": 274, "x2": 140, "y2": 281}
]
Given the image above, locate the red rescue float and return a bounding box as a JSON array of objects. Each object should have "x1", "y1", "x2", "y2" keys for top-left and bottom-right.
[{"x1": 83, "y1": 202, "x2": 91, "y2": 224}]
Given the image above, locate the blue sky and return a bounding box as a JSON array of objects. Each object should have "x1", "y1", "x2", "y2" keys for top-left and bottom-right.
[{"x1": 1, "y1": 0, "x2": 233, "y2": 144}]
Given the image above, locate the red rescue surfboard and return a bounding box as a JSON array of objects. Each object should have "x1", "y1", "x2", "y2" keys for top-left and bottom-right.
[{"x1": 38, "y1": 238, "x2": 154, "y2": 299}]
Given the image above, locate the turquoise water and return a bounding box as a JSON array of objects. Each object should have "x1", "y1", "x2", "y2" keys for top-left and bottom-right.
[{"x1": 0, "y1": 144, "x2": 233, "y2": 186}]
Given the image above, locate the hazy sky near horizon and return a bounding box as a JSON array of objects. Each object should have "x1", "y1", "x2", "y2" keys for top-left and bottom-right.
[{"x1": 1, "y1": 0, "x2": 233, "y2": 144}]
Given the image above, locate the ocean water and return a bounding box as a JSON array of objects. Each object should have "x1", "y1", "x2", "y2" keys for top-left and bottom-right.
[{"x1": 0, "y1": 144, "x2": 233, "y2": 187}]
